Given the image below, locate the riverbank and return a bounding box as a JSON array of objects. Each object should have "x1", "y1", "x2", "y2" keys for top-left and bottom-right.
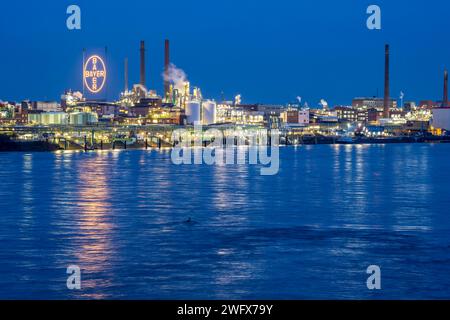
[
  {"x1": 2, "y1": 134, "x2": 450, "y2": 152},
  {"x1": 0, "y1": 135, "x2": 60, "y2": 152}
]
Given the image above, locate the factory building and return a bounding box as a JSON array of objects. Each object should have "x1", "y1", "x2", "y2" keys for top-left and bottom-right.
[
  {"x1": 149, "y1": 107, "x2": 183, "y2": 125},
  {"x1": 334, "y1": 106, "x2": 367, "y2": 122},
  {"x1": 432, "y1": 69, "x2": 450, "y2": 131},
  {"x1": 419, "y1": 100, "x2": 438, "y2": 109},
  {"x1": 368, "y1": 108, "x2": 382, "y2": 123},
  {"x1": 61, "y1": 91, "x2": 83, "y2": 109},
  {"x1": 0, "y1": 102, "x2": 28, "y2": 125},
  {"x1": 28, "y1": 111, "x2": 68, "y2": 125},
  {"x1": 281, "y1": 109, "x2": 309, "y2": 126},
  {"x1": 32, "y1": 101, "x2": 62, "y2": 112},
  {"x1": 69, "y1": 112, "x2": 98, "y2": 126},
  {"x1": 215, "y1": 103, "x2": 265, "y2": 125},
  {"x1": 91, "y1": 104, "x2": 121, "y2": 118},
  {"x1": 352, "y1": 97, "x2": 397, "y2": 110},
  {"x1": 0, "y1": 102, "x2": 15, "y2": 119},
  {"x1": 128, "y1": 97, "x2": 163, "y2": 118},
  {"x1": 432, "y1": 108, "x2": 450, "y2": 132},
  {"x1": 403, "y1": 102, "x2": 417, "y2": 112}
]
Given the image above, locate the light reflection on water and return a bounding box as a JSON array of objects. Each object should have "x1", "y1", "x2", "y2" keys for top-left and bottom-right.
[
  {"x1": 1, "y1": 144, "x2": 450, "y2": 299},
  {"x1": 73, "y1": 156, "x2": 115, "y2": 299}
]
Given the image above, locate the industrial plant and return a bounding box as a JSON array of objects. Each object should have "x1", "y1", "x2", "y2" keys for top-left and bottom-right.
[{"x1": 1, "y1": 40, "x2": 450, "y2": 151}]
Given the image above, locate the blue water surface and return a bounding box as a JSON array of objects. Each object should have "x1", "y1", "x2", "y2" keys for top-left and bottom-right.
[{"x1": 1, "y1": 144, "x2": 450, "y2": 299}]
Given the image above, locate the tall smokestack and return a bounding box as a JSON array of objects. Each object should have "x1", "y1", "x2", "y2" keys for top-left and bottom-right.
[
  {"x1": 140, "y1": 41, "x2": 146, "y2": 87},
  {"x1": 164, "y1": 39, "x2": 170, "y2": 97},
  {"x1": 124, "y1": 58, "x2": 128, "y2": 92},
  {"x1": 443, "y1": 69, "x2": 448, "y2": 108},
  {"x1": 383, "y1": 44, "x2": 390, "y2": 118}
]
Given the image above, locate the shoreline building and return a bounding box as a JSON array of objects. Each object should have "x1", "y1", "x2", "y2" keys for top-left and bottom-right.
[{"x1": 432, "y1": 69, "x2": 450, "y2": 131}]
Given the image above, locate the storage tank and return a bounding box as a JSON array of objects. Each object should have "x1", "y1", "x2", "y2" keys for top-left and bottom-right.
[
  {"x1": 69, "y1": 112, "x2": 98, "y2": 126},
  {"x1": 432, "y1": 108, "x2": 450, "y2": 130},
  {"x1": 202, "y1": 100, "x2": 217, "y2": 125},
  {"x1": 186, "y1": 100, "x2": 201, "y2": 125},
  {"x1": 41, "y1": 112, "x2": 68, "y2": 125}
]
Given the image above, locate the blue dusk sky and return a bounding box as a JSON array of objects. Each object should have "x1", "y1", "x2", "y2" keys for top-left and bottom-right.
[{"x1": 0, "y1": 0, "x2": 448, "y2": 106}]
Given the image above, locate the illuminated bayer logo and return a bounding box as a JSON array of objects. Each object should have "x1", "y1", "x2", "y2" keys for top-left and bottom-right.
[{"x1": 83, "y1": 55, "x2": 107, "y2": 94}]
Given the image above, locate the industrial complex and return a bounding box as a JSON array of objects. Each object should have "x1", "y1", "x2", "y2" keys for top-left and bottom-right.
[{"x1": 1, "y1": 41, "x2": 450, "y2": 151}]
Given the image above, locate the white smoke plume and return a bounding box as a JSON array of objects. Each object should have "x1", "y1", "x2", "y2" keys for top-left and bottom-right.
[
  {"x1": 320, "y1": 99, "x2": 328, "y2": 109},
  {"x1": 296, "y1": 96, "x2": 302, "y2": 104},
  {"x1": 163, "y1": 63, "x2": 188, "y2": 92}
]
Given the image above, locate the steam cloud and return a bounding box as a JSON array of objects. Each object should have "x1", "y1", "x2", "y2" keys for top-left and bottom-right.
[{"x1": 163, "y1": 63, "x2": 188, "y2": 92}]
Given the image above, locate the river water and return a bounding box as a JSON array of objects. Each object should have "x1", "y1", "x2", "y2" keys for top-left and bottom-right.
[{"x1": 1, "y1": 144, "x2": 450, "y2": 299}]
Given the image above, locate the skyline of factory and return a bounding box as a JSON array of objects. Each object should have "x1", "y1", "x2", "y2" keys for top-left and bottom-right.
[
  {"x1": 118, "y1": 40, "x2": 450, "y2": 110},
  {"x1": 1, "y1": 40, "x2": 450, "y2": 136},
  {"x1": 1, "y1": 39, "x2": 448, "y2": 109}
]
